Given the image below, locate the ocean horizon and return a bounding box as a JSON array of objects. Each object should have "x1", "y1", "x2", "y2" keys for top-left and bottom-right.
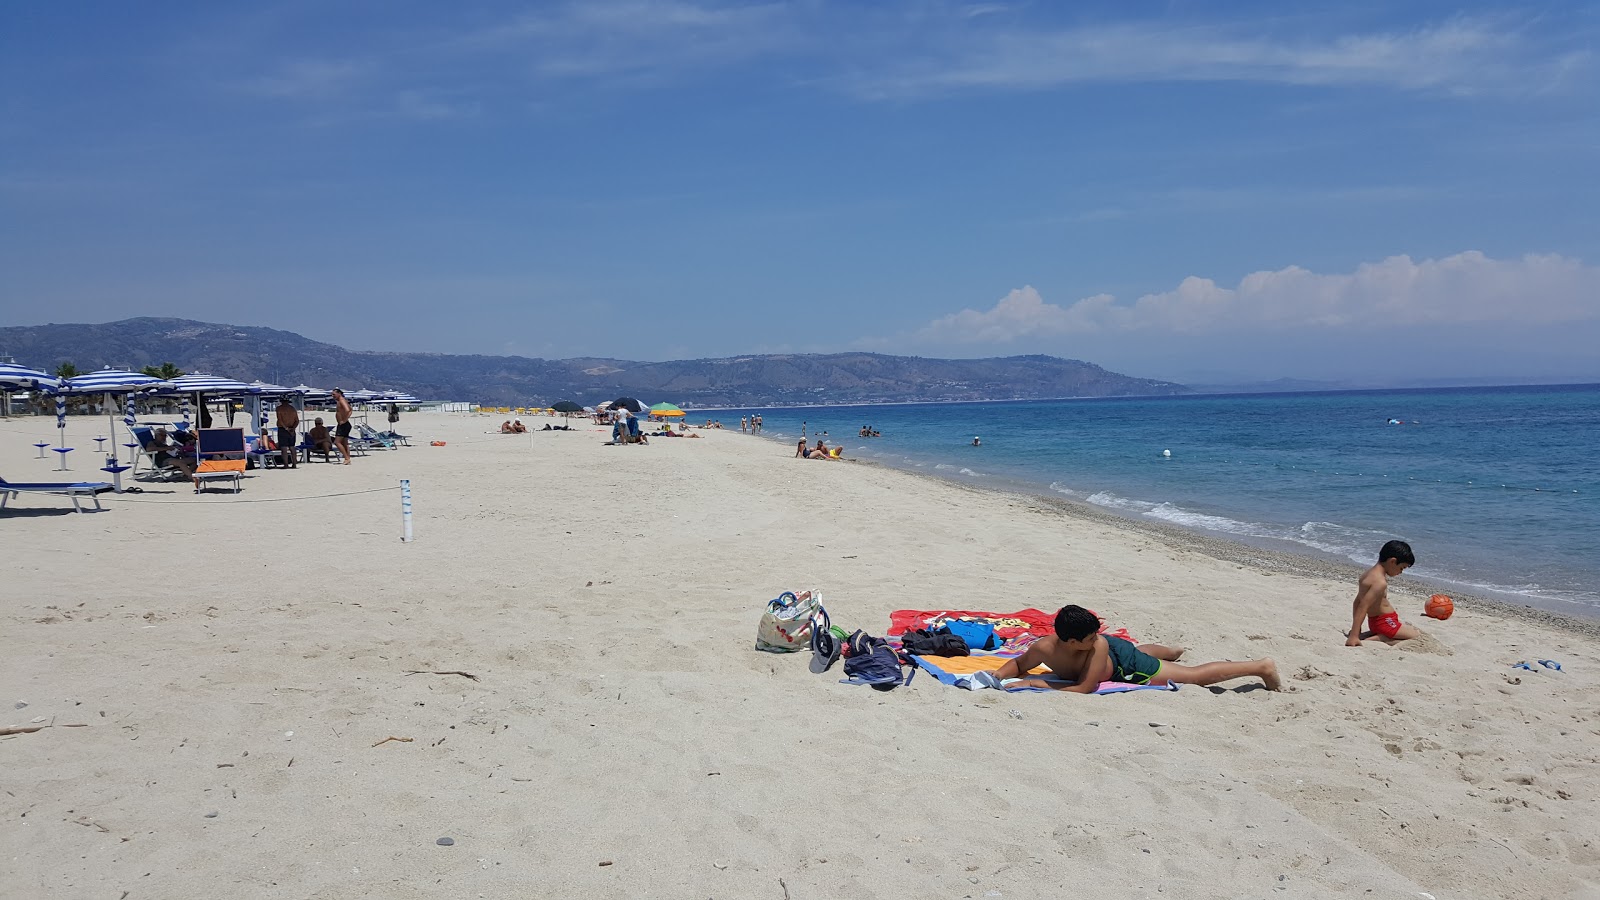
[{"x1": 718, "y1": 383, "x2": 1600, "y2": 617}]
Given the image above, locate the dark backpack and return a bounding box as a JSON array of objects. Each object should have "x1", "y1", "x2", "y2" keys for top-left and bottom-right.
[
  {"x1": 898, "y1": 627, "x2": 970, "y2": 657},
  {"x1": 841, "y1": 631, "x2": 914, "y2": 690}
]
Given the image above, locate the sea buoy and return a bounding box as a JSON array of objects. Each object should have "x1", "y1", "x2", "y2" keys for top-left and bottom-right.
[{"x1": 1162, "y1": 449, "x2": 1171, "y2": 458}]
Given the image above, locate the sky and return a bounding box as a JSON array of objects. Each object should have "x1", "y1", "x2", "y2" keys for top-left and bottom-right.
[{"x1": 2, "y1": 1, "x2": 1597, "y2": 385}]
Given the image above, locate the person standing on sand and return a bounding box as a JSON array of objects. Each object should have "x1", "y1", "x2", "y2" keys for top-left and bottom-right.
[
  {"x1": 754, "y1": 414, "x2": 762, "y2": 433},
  {"x1": 331, "y1": 388, "x2": 353, "y2": 465},
  {"x1": 740, "y1": 416, "x2": 748, "y2": 433},
  {"x1": 275, "y1": 396, "x2": 299, "y2": 469},
  {"x1": 1346, "y1": 540, "x2": 1421, "y2": 646}
]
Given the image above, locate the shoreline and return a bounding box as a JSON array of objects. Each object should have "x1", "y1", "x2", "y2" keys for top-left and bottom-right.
[{"x1": 761, "y1": 429, "x2": 1600, "y2": 636}]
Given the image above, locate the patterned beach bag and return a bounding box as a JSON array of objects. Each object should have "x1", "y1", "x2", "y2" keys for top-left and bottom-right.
[{"x1": 756, "y1": 590, "x2": 823, "y2": 653}]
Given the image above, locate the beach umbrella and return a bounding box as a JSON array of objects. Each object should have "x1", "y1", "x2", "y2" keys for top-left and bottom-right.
[
  {"x1": 551, "y1": 400, "x2": 585, "y2": 414},
  {"x1": 605, "y1": 397, "x2": 644, "y2": 413},
  {"x1": 0, "y1": 364, "x2": 58, "y2": 419},
  {"x1": 62, "y1": 370, "x2": 163, "y2": 466},
  {"x1": 649, "y1": 402, "x2": 685, "y2": 418},
  {"x1": 292, "y1": 384, "x2": 331, "y2": 400},
  {"x1": 245, "y1": 380, "x2": 293, "y2": 396},
  {"x1": 124, "y1": 395, "x2": 136, "y2": 428},
  {"x1": 0, "y1": 363, "x2": 60, "y2": 392},
  {"x1": 161, "y1": 373, "x2": 250, "y2": 422},
  {"x1": 163, "y1": 373, "x2": 251, "y2": 395}
]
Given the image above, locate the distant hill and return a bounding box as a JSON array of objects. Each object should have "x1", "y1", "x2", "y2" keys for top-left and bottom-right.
[{"x1": 0, "y1": 318, "x2": 1188, "y2": 407}]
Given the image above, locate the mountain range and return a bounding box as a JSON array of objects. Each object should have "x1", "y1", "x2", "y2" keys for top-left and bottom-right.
[{"x1": 0, "y1": 318, "x2": 1187, "y2": 407}]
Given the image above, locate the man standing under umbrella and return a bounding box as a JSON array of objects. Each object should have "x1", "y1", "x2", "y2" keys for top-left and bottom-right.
[
  {"x1": 332, "y1": 388, "x2": 353, "y2": 465},
  {"x1": 275, "y1": 396, "x2": 300, "y2": 469}
]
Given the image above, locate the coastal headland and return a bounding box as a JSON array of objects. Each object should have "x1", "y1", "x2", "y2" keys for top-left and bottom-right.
[{"x1": 3, "y1": 412, "x2": 1596, "y2": 899}]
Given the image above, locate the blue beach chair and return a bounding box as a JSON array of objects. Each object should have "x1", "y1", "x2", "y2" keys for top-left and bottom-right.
[{"x1": 1, "y1": 475, "x2": 115, "y2": 513}]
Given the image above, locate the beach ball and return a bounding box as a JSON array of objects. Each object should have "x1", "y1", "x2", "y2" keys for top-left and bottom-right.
[{"x1": 1424, "y1": 594, "x2": 1454, "y2": 620}]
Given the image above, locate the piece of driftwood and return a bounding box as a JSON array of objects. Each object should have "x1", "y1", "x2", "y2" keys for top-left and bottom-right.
[
  {"x1": 371, "y1": 735, "x2": 414, "y2": 747},
  {"x1": 0, "y1": 723, "x2": 88, "y2": 736},
  {"x1": 404, "y1": 670, "x2": 480, "y2": 681}
]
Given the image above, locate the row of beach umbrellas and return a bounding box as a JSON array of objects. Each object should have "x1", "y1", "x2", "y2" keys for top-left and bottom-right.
[{"x1": 2, "y1": 365, "x2": 419, "y2": 464}]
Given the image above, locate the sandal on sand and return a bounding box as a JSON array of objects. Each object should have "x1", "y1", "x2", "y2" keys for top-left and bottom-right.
[
  {"x1": 1510, "y1": 661, "x2": 1535, "y2": 671},
  {"x1": 1537, "y1": 659, "x2": 1564, "y2": 672}
]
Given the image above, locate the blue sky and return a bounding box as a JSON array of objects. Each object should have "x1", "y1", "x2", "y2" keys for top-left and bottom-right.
[{"x1": 2, "y1": 1, "x2": 1597, "y2": 384}]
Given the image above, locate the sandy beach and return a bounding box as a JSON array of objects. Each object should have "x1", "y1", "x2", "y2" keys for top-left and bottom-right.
[{"x1": 3, "y1": 411, "x2": 1597, "y2": 900}]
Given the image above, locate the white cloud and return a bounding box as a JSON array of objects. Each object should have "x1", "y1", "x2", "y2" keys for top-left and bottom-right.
[
  {"x1": 916, "y1": 252, "x2": 1600, "y2": 345},
  {"x1": 241, "y1": 59, "x2": 373, "y2": 99},
  {"x1": 845, "y1": 17, "x2": 1590, "y2": 99}
]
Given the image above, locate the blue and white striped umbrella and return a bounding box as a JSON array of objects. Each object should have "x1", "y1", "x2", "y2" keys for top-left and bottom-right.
[
  {"x1": 162, "y1": 373, "x2": 251, "y2": 394},
  {"x1": 62, "y1": 371, "x2": 164, "y2": 462},
  {"x1": 124, "y1": 395, "x2": 137, "y2": 428},
  {"x1": 245, "y1": 380, "x2": 292, "y2": 395},
  {"x1": 61, "y1": 369, "x2": 161, "y2": 394},
  {"x1": 0, "y1": 363, "x2": 60, "y2": 391},
  {"x1": 179, "y1": 396, "x2": 192, "y2": 430},
  {"x1": 55, "y1": 395, "x2": 66, "y2": 429}
]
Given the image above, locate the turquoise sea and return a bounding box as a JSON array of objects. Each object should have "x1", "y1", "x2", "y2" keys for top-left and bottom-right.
[{"x1": 718, "y1": 385, "x2": 1600, "y2": 616}]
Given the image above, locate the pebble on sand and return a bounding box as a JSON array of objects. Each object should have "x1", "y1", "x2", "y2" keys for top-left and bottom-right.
[{"x1": 436, "y1": 837, "x2": 454, "y2": 846}]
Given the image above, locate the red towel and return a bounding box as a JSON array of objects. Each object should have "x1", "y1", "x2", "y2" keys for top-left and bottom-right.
[{"x1": 888, "y1": 608, "x2": 1136, "y2": 644}]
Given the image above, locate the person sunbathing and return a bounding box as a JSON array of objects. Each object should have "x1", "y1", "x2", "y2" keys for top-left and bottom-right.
[
  {"x1": 500, "y1": 421, "x2": 515, "y2": 434},
  {"x1": 511, "y1": 419, "x2": 527, "y2": 433},
  {"x1": 992, "y1": 605, "x2": 1280, "y2": 692}
]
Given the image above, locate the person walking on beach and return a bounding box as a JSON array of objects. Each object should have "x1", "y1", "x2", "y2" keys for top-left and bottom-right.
[
  {"x1": 801, "y1": 421, "x2": 807, "y2": 439},
  {"x1": 1346, "y1": 540, "x2": 1421, "y2": 646},
  {"x1": 331, "y1": 388, "x2": 353, "y2": 465},
  {"x1": 740, "y1": 416, "x2": 748, "y2": 433},
  {"x1": 275, "y1": 396, "x2": 299, "y2": 469},
  {"x1": 754, "y1": 414, "x2": 762, "y2": 433},
  {"x1": 991, "y1": 605, "x2": 1281, "y2": 692}
]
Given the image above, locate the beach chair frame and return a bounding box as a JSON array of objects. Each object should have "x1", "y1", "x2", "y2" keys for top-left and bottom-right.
[{"x1": 1, "y1": 476, "x2": 115, "y2": 513}]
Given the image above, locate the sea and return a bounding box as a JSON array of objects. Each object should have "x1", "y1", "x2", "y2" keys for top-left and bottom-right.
[{"x1": 714, "y1": 384, "x2": 1600, "y2": 617}]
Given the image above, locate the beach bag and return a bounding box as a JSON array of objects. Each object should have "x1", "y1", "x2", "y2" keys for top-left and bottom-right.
[
  {"x1": 756, "y1": 591, "x2": 823, "y2": 653},
  {"x1": 899, "y1": 627, "x2": 970, "y2": 657},
  {"x1": 841, "y1": 631, "x2": 914, "y2": 690}
]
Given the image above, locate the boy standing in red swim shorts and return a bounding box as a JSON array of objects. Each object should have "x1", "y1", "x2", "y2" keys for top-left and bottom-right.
[{"x1": 1346, "y1": 540, "x2": 1421, "y2": 646}]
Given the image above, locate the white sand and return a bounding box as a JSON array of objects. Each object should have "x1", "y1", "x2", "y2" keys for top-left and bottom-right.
[{"x1": 2, "y1": 411, "x2": 1597, "y2": 899}]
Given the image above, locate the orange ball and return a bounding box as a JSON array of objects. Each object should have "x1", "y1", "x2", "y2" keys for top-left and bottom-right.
[{"x1": 1424, "y1": 594, "x2": 1454, "y2": 620}]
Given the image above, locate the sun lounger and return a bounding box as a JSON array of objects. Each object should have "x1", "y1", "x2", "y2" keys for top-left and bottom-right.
[
  {"x1": 353, "y1": 423, "x2": 395, "y2": 451},
  {"x1": 194, "y1": 428, "x2": 248, "y2": 494},
  {"x1": 1, "y1": 475, "x2": 115, "y2": 513}
]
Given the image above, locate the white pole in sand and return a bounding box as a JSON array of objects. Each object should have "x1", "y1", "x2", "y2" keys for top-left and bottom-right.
[{"x1": 400, "y1": 478, "x2": 414, "y2": 542}]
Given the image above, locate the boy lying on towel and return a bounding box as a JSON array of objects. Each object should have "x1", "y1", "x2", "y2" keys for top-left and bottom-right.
[{"x1": 989, "y1": 605, "x2": 1281, "y2": 692}]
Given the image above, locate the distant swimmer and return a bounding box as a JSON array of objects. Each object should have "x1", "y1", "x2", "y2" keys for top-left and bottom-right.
[
  {"x1": 972, "y1": 436, "x2": 981, "y2": 446},
  {"x1": 1387, "y1": 418, "x2": 1403, "y2": 425}
]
